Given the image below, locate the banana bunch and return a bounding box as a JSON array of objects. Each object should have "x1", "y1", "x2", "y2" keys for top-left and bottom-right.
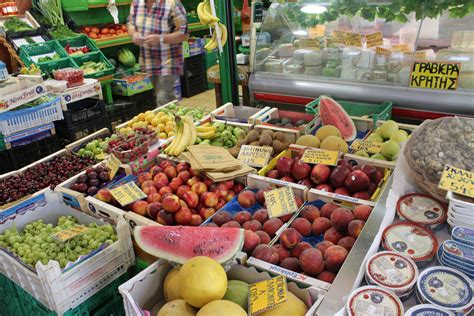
[
  {"x1": 20, "y1": 64, "x2": 41, "y2": 75},
  {"x1": 164, "y1": 116, "x2": 197, "y2": 156},
  {"x1": 197, "y1": 123, "x2": 217, "y2": 139},
  {"x1": 197, "y1": 0, "x2": 219, "y2": 25},
  {"x1": 204, "y1": 23, "x2": 228, "y2": 51}
]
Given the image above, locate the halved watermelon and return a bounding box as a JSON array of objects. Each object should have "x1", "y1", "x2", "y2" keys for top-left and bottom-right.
[
  {"x1": 319, "y1": 96, "x2": 357, "y2": 142},
  {"x1": 134, "y1": 226, "x2": 244, "y2": 264}
]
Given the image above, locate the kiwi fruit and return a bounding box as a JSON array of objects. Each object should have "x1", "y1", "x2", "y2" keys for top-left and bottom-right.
[
  {"x1": 259, "y1": 134, "x2": 273, "y2": 146},
  {"x1": 246, "y1": 130, "x2": 260, "y2": 143},
  {"x1": 250, "y1": 141, "x2": 260, "y2": 146},
  {"x1": 272, "y1": 140, "x2": 286, "y2": 154},
  {"x1": 273, "y1": 131, "x2": 285, "y2": 142},
  {"x1": 261, "y1": 129, "x2": 274, "y2": 137}
]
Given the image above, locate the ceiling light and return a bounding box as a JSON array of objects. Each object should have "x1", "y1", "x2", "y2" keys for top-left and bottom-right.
[{"x1": 301, "y1": 4, "x2": 327, "y2": 14}]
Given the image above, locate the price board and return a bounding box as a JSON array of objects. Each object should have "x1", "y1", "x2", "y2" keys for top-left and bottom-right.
[
  {"x1": 438, "y1": 165, "x2": 473, "y2": 198},
  {"x1": 333, "y1": 30, "x2": 347, "y2": 45},
  {"x1": 309, "y1": 25, "x2": 326, "y2": 37},
  {"x1": 238, "y1": 145, "x2": 273, "y2": 168},
  {"x1": 52, "y1": 225, "x2": 89, "y2": 242},
  {"x1": 264, "y1": 186, "x2": 299, "y2": 218},
  {"x1": 366, "y1": 32, "x2": 383, "y2": 48},
  {"x1": 345, "y1": 32, "x2": 363, "y2": 47},
  {"x1": 300, "y1": 149, "x2": 340, "y2": 166},
  {"x1": 392, "y1": 43, "x2": 411, "y2": 53},
  {"x1": 107, "y1": 154, "x2": 121, "y2": 179},
  {"x1": 249, "y1": 275, "x2": 288, "y2": 315},
  {"x1": 410, "y1": 61, "x2": 461, "y2": 90},
  {"x1": 110, "y1": 182, "x2": 147, "y2": 206},
  {"x1": 350, "y1": 139, "x2": 383, "y2": 154}
]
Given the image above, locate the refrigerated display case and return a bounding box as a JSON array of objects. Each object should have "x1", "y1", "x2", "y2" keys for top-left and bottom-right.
[{"x1": 249, "y1": 1, "x2": 474, "y2": 119}]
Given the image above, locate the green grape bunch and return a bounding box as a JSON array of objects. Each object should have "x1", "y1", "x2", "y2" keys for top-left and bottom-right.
[{"x1": 0, "y1": 216, "x2": 117, "y2": 270}]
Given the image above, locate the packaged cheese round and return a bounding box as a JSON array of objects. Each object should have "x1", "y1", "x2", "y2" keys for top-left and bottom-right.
[
  {"x1": 397, "y1": 193, "x2": 447, "y2": 231},
  {"x1": 405, "y1": 304, "x2": 455, "y2": 316},
  {"x1": 346, "y1": 286, "x2": 404, "y2": 316}
]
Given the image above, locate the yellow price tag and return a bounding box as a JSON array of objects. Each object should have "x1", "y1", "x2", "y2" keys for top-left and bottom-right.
[
  {"x1": 308, "y1": 25, "x2": 326, "y2": 37},
  {"x1": 366, "y1": 32, "x2": 383, "y2": 48},
  {"x1": 410, "y1": 61, "x2": 461, "y2": 90},
  {"x1": 333, "y1": 30, "x2": 347, "y2": 45},
  {"x1": 300, "y1": 149, "x2": 340, "y2": 166},
  {"x1": 345, "y1": 32, "x2": 362, "y2": 47},
  {"x1": 52, "y1": 225, "x2": 89, "y2": 242},
  {"x1": 392, "y1": 43, "x2": 411, "y2": 53},
  {"x1": 107, "y1": 154, "x2": 121, "y2": 179},
  {"x1": 376, "y1": 46, "x2": 392, "y2": 56},
  {"x1": 249, "y1": 275, "x2": 288, "y2": 315},
  {"x1": 110, "y1": 182, "x2": 147, "y2": 206},
  {"x1": 238, "y1": 145, "x2": 273, "y2": 168},
  {"x1": 264, "y1": 186, "x2": 299, "y2": 218},
  {"x1": 350, "y1": 139, "x2": 383, "y2": 154},
  {"x1": 299, "y1": 38, "x2": 323, "y2": 50},
  {"x1": 438, "y1": 165, "x2": 474, "y2": 198}
]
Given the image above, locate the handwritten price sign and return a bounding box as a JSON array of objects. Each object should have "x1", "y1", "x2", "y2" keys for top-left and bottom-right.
[
  {"x1": 300, "y1": 149, "x2": 340, "y2": 166},
  {"x1": 238, "y1": 145, "x2": 273, "y2": 168},
  {"x1": 350, "y1": 139, "x2": 383, "y2": 154},
  {"x1": 249, "y1": 275, "x2": 288, "y2": 315},
  {"x1": 438, "y1": 165, "x2": 473, "y2": 198},
  {"x1": 264, "y1": 186, "x2": 299, "y2": 218},
  {"x1": 52, "y1": 225, "x2": 89, "y2": 242},
  {"x1": 110, "y1": 182, "x2": 147, "y2": 206}
]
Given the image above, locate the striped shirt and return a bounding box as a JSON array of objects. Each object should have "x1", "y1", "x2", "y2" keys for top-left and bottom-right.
[{"x1": 128, "y1": 0, "x2": 188, "y2": 76}]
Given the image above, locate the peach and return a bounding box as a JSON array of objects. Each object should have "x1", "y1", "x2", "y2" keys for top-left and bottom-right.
[
  {"x1": 263, "y1": 218, "x2": 284, "y2": 237},
  {"x1": 147, "y1": 192, "x2": 162, "y2": 203},
  {"x1": 142, "y1": 186, "x2": 158, "y2": 196},
  {"x1": 233, "y1": 182, "x2": 245, "y2": 194},
  {"x1": 225, "y1": 191, "x2": 236, "y2": 202},
  {"x1": 159, "y1": 186, "x2": 173, "y2": 196},
  {"x1": 256, "y1": 187, "x2": 272, "y2": 205},
  {"x1": 280, "y1": 228, "x2": 302, "y2": 249},
  {"x1": 300, "y1": 248, "x2": 325, "y2": 276},
  {"x1": 153, "y1": 179, "x2": 168, "y2": 191},
  {"x1": 317, "y1": 270, "x2": 336, "y2": 284},
  {"x1": 338, "y1": 236, "x2": 356, "y2": 252},
  {"x1": 189, "y1": 214, "x2": 203, "y2": 226},
  {"x1": 280, "y1": 257, "x2": 302, "y2": 273},
  {"x1": 290, "y1": 242, "x2": 312, "y2": 258},
  {"x1": 324, "y1": 245, "x2": 348, "y2": 272},
  {"x1": 212, "y1": 211, "x2": 232, "y2": 226},
  {"x1": 256, "y1": 231, "x2": 271, "y2": 244},
  {"x1": 324, "y1": 227, "x2": 344, "y2": 244},
  {"x1": 141, "y1": 180, "x2": 155, "y2": 189},
  {"x1": 252, "y1": 244, "x2": 273, "y2": 262},
  {"x1": 353, "y1": 205, "x2": 373, "y2": 222},
  {"x1": 174, "y1": 208, "x2": 193, "y2": 225},
  {"x1": 233, "y1": 211, "x2": 253, "y2": 225},
  {"x1": 137, "y1": 173, "x2": 152, "y2": 185},
  {"x1": 180, "y1": 200, "x2": 188, "y2": 209},
  {"x1": 320, "y1": 203, "x2": 339, "y2": 218},
  {"x1": 222, "y1": 221, "x2": 241, "y2": 228},
  {"x1": 291, "y1": 218, "x2": 312, "y2": 237},
  {"x1": 279, "y1": 214, "x2": 293, "y2": 223},
  {"x1": 237, "y1": 190, "x2": 257, "y2": 208},
  {"x1": 169, "y1": 178, "x2": 183, "y2": 192},
  {"x1": 164, "y1": 166, "x2": 177, "y2": 179},
  {"x1": 243, "y1": 230, "x2": 260, "y2": 253},
  {"x1": 222, "y1": 180, "x2": 234, "y2": 190},
  {"x1": 189, "y1": 167, "x2": 199, "y2": 177},
  {"x1": 267, "y1": 170, "x2": 279, "y2": 179},
  {"x1": 183, "y1": 191, "x2": 199, "y2": 208},
  {"x1": 215, "y1": 183, "x2": 228, "y2": 199},
  {"x1": 272, "y1": 244, "x2": 289, "y2": 264},
  {"x1": 242, "y1": 220, "x2": 262, "y2": 232},
  {"x1": 96, "y1": 189, "x2": 112, "y2": 203},
  {"x1": 149, "y1": 166, "x2": 163, "y2": 177},
  {"x1": 215, "y1": 199, "x2": 226, "y2": 210},
  {"x1": 176, "y1": 162, "x2": 189, "y2": 173},
  {"x1": 312, "y1": 217, "x2": 333, "y2": 235},
  {"x1": 203, "y1": 223, "x2": 218, "y2": 227},
  {"x1": 198, "y1": 207, "x2": 215, "y2": 220},
  {"x1": 157, "y1": 210, "x2": 175, "y2": 225},
  {"x1": 253, "y1": 209, "x2": 269, "y2": 224},
  {"x1": 330, "y1": 207, "x2": 354, "y2": 231},
  {"x1": 146, "y1": 202, "x2": 162, "y2": 220},
  {"x1": 348, "y1": 220, "x2": 365, "y2": 239},
  {"x1": 176, "y1": 185, "x2": 191, "y2": 199},
  {"x1": 315, "y1": 240, "x2": 334, "y2": 255},
  {"x1": 269, "y1": 247, "x2": 279, "y2": 264},
  {"x1": 300, "y1": 205, "x2": 320, "y2": 222},
  {"x1": 153, "y1": 172, "x2": 168, "y2": 184},
  {"x1": 202, "y1": 192, "x2": 218, "y2": 207},
  {"x1": 132, "y1": 200, "x2": 148, "y2": 217},
  {"x1": 162, "y1": 194, "x2": 180, "y2": 213},
  {"x1": 191, "y1": 182, "x2": 208, "y2": 196}
]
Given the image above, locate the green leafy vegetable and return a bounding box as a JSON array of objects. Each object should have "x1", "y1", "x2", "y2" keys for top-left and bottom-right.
[
  {"x1": 49, "y1": 25, "x2": 80, "y2": 39},
  {"x1": 4, "y1": 17, "x2": 34, "y2": 32}
]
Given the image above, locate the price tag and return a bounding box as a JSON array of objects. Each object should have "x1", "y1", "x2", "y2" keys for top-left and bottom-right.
[
  {"x1": 300, "y1": 149, "x2": 340, "y2": 166},
  {"x1": 333, "y1": 30, "x2": 347, "y2": 45},
  {"x1": 107, "y1": 154, "x2": 121, "y2": 179},
  {"x1": 376, "y1": 47, "x2": 392, "y2": 56},
  {"x1": 237, "y1": 145, "x2": 273, "y2": 168},
  {"x1": 414, "y1": 50, "x2": 428, "y2": 59},
  {"x1": 249, "y1": 275, "x2": 288, "y2": 315},
  {"x1": 392, "y1": 43, "x2": 411, "y2": 53},
  {"x1": 438, "y1": 165, "x2": 473, "y2": 198},
  {"x1": 350, "y1": 139, "x2": 383, "y2": 154},
  {"x1": 299, "y1": 38, "x2": 323, "y2": 50},
  {"x1": 309, "y1": 25, "x2": 326, "y2": 37},
  {"x1": 410, "y1": 61, "x2": 461, "y2": 90},
  {"x1": 264, "y1": 186, "x2": 299, "y2": 218},
  {"x1": 366, "y1": 32, "x2": 383, "y2": 48},
  {"x1": 110, "y1": 182, "x2": 147, "y2": 206},
  {"x1": 345, "y1": 32, "x2": 362, "y2": 47},
  {"x1": 52, "y1": 225, "x2": 89, "y2": 242}
]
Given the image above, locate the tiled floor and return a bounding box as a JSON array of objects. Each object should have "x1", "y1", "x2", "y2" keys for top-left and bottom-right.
[{"x1": 180, "y1": 89, "x2": 217, "y2": 111}]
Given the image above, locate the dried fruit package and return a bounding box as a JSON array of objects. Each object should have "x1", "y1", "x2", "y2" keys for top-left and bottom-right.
[{"x1": 53, "y1": 68, "x2": 84, "y2": 88}]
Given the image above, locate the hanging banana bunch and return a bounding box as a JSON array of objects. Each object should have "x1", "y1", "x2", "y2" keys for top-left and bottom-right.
[
  {"x1": 197, "y1": 0, "x2": 228, "y2": 51},
  {"x1": 204, "y1": 23, "x2": 228, "y2": 51},
  {"x1": 197, "y1": 0, "x2": 219, "y2": 25}
]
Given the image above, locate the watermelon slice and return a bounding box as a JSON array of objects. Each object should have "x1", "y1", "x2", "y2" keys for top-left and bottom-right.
[
  {"x1": 134, "y1": 226, "x2": 244, "y2": 264},
  {"x1": 319, "y1": 96, "x2": 357, "y2": 142}
]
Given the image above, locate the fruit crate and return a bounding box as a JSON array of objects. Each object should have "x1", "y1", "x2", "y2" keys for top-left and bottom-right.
[
  {"x1": 112, "y1": 71, "x2": 153, "y2": 97},
  {"x1": 55, "y1": 114, "x2": 112, "y2": 146},
  {"x1": 38, "y1": 57, "x2": 79, "y2": 79},
  {"x1": 62, "y1": 98, "x2": 107, "y2": 127},
  {"x1": 19, "y1": 40, "x2": 69, "y2": 66},
  {"x1": 255, "y1": 108, "x2": 319, "y2": 135},
  {"x1": 119, "y1": 259, "x2": 323, "y2": 316},
  {"x1": 7, "y1": 129, "x2": 61, "y2": 170},
  {"x1": 180, "y1": 53, "x2": 207, "y2": 98},
  {"x1": 72, "y1": 51, "x2": 115, "y2": 79},
  {"x1": 305, "y1": 98, "x2": 393, "y2": 126},
  {"x1": 210, "y1": 103, "x2": 272, "y2": 124},
  {"x1": 65, "y1": 127, "x2": 110, "y2": 156},
  {"x1": 0, "y1": 96, "x2": 64, "y2": 136},
  {"x1": 58, "y1": 35, "x2": 99, "y2": 56},
  {"x1": 0, "y1": 149, "x2": 14, "y2": 174},
  {"x1": 6, "y1": 29, "x2": 51, "y2": 52},
  {"x1": 107, "y1": 100, "x2": 138, "y2": 129},
  {"x1": 0, "y1": 192, "x2": 135, "y2": 315}
]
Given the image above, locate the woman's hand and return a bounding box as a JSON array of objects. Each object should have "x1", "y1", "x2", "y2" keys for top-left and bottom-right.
[{"x1": 144, "y1": 34, "x2": 162, "y2": 46}]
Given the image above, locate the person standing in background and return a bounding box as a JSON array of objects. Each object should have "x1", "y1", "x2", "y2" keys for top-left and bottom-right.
[{"x1": 128, "y1": 0, "x2": 188, "y2": 106}]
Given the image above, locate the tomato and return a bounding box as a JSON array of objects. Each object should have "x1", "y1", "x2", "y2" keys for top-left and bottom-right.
[
  {"x1": 116, "y1": 30, "x2": 124, "y2": 35},
  {"x1": 91, "y1": 27, "x2": 100, "y2": 34},
  {"x1": 89, "y1": 32, "x2": 98, "y2": 39},
  {"x1": 98, "y1": 34, "x2": 104, "y2": 38},
  {"x1": 109, "y1": 29, "x2": 116, "y2": 35},
  {"x1": 101, "y1": 28, "x2": 110, "y2": 35},
  {"x1": 84, "y1": 27, "x2": 91, "y2": 33},
  {"x1": 113, "y1": 24, "x2": 120, "y2": 30},
  {"x1": 121, "y1": 25, "x2": 128, "y2": 32}
]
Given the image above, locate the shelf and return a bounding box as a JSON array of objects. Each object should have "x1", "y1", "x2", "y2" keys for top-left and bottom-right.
[
  {"x1": 62, "y1": 0, "x2": 132, "y2": 12},
  {"x1": 88, "y1": 0, "x2": 132, "y2": 8},
  {"x1": 94, "y1": 35, "x2": 132, "y2": 48}
]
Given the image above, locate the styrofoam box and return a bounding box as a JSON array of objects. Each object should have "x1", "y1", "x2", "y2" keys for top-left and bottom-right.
[
  {"x1": 0, "y1": 190, "x2": 135, "y2": 315},
  {"x1": 210, "y1": 102, "x2": 272, "y2": 124},
  {"x1": 119, "y1": 259, "x2": 325, "y2": 316}
]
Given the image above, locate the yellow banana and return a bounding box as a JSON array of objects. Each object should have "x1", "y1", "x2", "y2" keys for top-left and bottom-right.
[
  {"x1": 204, "y1": 0, "x2": 219, "y2": 23},
  {"x1": 199, "y1": 1, "x2": 213, "y2": 24},
  {"x1": 197, "y1": 130, "x2": 216, "y2": 139},
  {"x1": 197, "y1": 126, "x2": 217, "y2": 133},
  {"x1": 183, "y1": 116, "x2": 197, "y2": 148},
  {"x1": 165, "y1": 122, "x2": 182, "y2": 155},
  {"x1": 173, "y1": 120, "x2": 191, "y2": 155},
  {"x1": 205, "y1": 29, "x2": 218, "y2": 51},
  {"x1": 200, "y1": 122, "x2": 211, "y2": 127},
  {"x1": 196, "y1": 2, "x2": 207, "y2": 24},
  {"x1": 219, "y1": 23, "x2": 228, "y2": 47}
]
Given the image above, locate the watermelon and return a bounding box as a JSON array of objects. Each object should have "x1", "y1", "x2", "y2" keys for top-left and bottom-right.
[
  {"x1": 134, "y1": 226, "x2": 244, "y2": 264},
  {"x1": 319, "y1": 96, "x2": 357, "y2": 142}
]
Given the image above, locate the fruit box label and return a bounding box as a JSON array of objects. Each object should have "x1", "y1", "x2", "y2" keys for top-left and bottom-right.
[
  {"x1": 110, "y1": 182, "x2": 147, "y2": 206},
  {"x1": 300, "y1": 149, "x2": 339, "y2": 166},
  {"x1": 249, "y1": 275, "x2": 288, "y2": 315},
  {"x1": 438, "y1": 165, "x2": 473, "y2": 198},
  {"x1": 410, "y1": 61, "x2": 461, "y2": 90},
  {"x1": 107, "y1": 154, "x2": 121, "y2": 179},
  {"x1": 350, "y1": 139, "x2": 382, "y2": 154},
  {"x1": 52, "y1": 225, "x2": 89, "y2": 242},
  {"x1": 238, "y1": 145, "x2": 273, "y2": 168},
  {"x1": 0, "y1": 83, "x2": 47, "y2": 113},
  {"x1": 60, "y1": 81, "x2": 101, "y2": 104},
  {"x1": 264, "y1": 187, "x2": 298, "y2": 218}
]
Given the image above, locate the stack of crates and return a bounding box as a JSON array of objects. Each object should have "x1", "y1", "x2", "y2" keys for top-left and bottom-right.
[{"x1": 180, "y1": 53, "x2": 208, "y2": 98}]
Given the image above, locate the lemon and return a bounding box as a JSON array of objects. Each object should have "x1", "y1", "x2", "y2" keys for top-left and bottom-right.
[
  {"x1": 145, "y1": 114, "x2": 155, "y2": 123},
  {"x1": 165, "y1": 125, "x2": 174, "y2": 133},
  {"x1": 119, "y1": 128, "x2": 128, "y2": 134},
  {"x1": 151, "y1": 117, "x2": 160, "y2": 127},
  {"x1": 158, "y1": 123, "x2": 166, "y2": 132},
  {"x1": 157, "y1": 111, "x2": 165, "y2": 117},
  {"x1": 164, "y1": 268, "x2": 182, "y2": 302},
  {"x1": 159, "y1": 132, "x2": 168, "y2": 139},
  {"x1": 138, "y1": 113, "x2": 146, "y2": 121}
]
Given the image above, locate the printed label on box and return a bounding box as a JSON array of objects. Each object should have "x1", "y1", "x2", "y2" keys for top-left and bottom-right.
[
  {"x1": 410, "y1": 61, "x2": 461, "y2": 90},
  {"x1": 249, "y1": 275, "x2": 288, "y2": 315},
  {"x1": 61, "y1": 81, "x2": 101, "y2": 104},
  {"x1": 110, "y1": 182, "x2": 147, "y2": 206},
  {"x1": 264, "y1": 186, "x2": 298, "y2": 218},
  {"x1": 238, "y1": 145, "x2": 273, "y2": 168},
  {"x1": 300, "y1": 149, "x2": 340, "y2": 166},
  {"x1": 350, "y1": 139, "x2": 383, "y2": 154},
  {"x1": 0, "y1": 84, "x2": 47, "y2": 113},
  {"x1": 439, "y1": 165, "x2": 473, "y2": 198}
]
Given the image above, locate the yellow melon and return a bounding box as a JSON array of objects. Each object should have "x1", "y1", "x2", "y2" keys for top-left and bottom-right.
[
  {"x1": 164, "y1": 268, "x2": 182, "y2": 302},
  {"x1": 197, "y1": 300, "x2": 246, "y2": 316}
]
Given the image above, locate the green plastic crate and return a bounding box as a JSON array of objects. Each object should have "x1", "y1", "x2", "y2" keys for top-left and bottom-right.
[
  {"x1": 19, "y1": 40, "x2": 69, "y2": 66},
  {"x1": 305, "y1": 97, "x2": 393, "y2": 126},
  {"x1": 58, "y1": 35, "x2": 99, "y2": 56},
  {"x1": 38, "y1": 57, "x2": 79, "y2": 78},
  {"x1": 62, "y1": 0, "x2": 131, "y2": 12},
  {"x1": 72, "y1": 51, "x2": 115, "y2": 79}
]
